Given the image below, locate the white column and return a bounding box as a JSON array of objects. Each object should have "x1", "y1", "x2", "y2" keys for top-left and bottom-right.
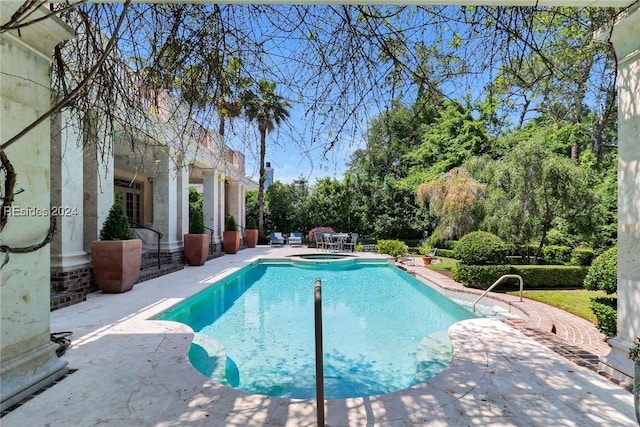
[
  {"x1": 600, "y1": 3, "x2": 640, "y2": 383},
  {"x1": 202, "y1": 169, "x2": 216, "y2": 238},
  {"x1": 50, "y1": 110, "x2": 88, "y2": 268},
  {"x1": 83, "y1": 114, "x2": 114, "y2": 252},
  {"x1": 152, "y1": 149, "x2": 180, "y2": 251},
  {"x1": 176, "y1": 155, "x2": 188, "y2": 243},
  {"x1": 218, "y1": 172, "x2": 225, "y2": 237},
  {"x1": 0, "y1": 3, "x2": 72, "y2": 410}
]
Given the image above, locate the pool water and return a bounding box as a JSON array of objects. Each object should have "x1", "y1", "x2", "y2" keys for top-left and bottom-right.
[{"x1": 157, "y1": 260, "x2": 476, "y2": 399}]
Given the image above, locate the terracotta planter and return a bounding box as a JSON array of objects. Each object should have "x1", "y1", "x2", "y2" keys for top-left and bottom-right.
[
  {"x1": 423, "y1": 256, "x2": 432, "y2": 265},
  {"x1": 91, "y1": 239, "x2": 142, "y2": 293},
  {"x1": 223, "y1": 230, "x2": 241, "y2": 254},
  {"x1": 184, "y1": 233, "x2": 210, "y2": 266},
  {"x1": 245, "y1": 229, "x2": 259, "y2": 248}
]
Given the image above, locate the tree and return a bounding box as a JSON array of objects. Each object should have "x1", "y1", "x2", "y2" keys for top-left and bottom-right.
[
  {"x1": 417, "y1": 167, "x2": 486, "y2": 242},
  {"x1": 242, "y1": 80, "x2": 291, "y2": 234},
  {"x1": 480, "y1": 137, "x2": 597, "y2": 257}
]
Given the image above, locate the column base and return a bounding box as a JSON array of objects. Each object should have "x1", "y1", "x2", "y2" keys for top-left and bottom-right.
[
  {"x1": 1, "y1": 341, "x2": 69, "y2": 412},
  {"x1": 598, "y1": 337, "x2": 634, "y2": 389}
]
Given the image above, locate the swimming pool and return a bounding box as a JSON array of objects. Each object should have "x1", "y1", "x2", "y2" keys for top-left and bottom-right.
[{"x1": 156, "y1": 259, "x2": 476, "y2": 399}]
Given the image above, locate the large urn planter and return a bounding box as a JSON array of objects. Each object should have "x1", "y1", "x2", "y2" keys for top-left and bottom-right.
[
  {"x1": 184, "y1": 233, "x2": 210, "y2": 266},
  {"x1": 223, "y1": 230, "x2": 241, "y2": 254},
  {"x1": 91, "y1": 239, "x2": 142, "y2": 293},
  {"x1": 245, "y1": 229, "x2": 258, "y2": 248},
  {"x1": 223, "y1": 215, "x2": 241, "y2": 254}
]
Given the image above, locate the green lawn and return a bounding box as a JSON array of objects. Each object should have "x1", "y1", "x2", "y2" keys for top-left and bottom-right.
[
  {"x1": 506, "y1": 289, "x2": 610, "y2": 324},
  {"x1": 424, "y1": 256, "x2": 457, "y2": 271}
]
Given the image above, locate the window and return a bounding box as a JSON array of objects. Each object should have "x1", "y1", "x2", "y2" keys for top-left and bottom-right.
[{"x1": 114, "y1": 178, "x2": 142, "y2": 224}]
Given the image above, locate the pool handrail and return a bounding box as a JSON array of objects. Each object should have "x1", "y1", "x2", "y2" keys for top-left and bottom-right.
[
  {"x1": 472, "y1": 274, "x2": 523, "y2": 314},
  {"x1": 314, "y1": 278, "x2": 325, "y2": 426}
]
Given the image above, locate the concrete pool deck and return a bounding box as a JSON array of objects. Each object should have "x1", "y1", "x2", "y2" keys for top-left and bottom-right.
[{"x1": 2, "y1": 247, "x2": 635, "y2": 426}]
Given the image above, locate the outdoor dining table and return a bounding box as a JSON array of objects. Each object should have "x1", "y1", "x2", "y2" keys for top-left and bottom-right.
[{"x1": 332, "y1": 233, "x2": 350, "y2": 251}]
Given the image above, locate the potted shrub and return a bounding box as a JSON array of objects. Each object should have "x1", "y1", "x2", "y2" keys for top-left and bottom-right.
[
  {"x1": 245, "y1": 217, "x2": 259, "y2": 248},
  {"x1": 91, "y1": 203, "x2": 142, "y2": 293},
  {"x1": 418, "y1": 241, "x2": 434, "y2": 265},
  {"x1": 183, "y1": 202, "x2": 210, "y2": 266},
  {"x1": 223, "y1": 215, "x2": 240, "y2": 254}
]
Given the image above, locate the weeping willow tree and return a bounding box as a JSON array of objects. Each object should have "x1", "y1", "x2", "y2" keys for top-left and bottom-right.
[{"x1": 417, "y1": 167, "x2": 486, "y2": 242}]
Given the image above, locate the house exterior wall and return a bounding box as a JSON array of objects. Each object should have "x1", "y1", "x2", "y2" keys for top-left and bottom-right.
[{"x1": 0, "y1": 3, "x2": 73, "y2": 410}]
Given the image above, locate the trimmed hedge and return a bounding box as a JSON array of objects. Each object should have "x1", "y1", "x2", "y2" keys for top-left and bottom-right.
[
  {"x1": 435, "y1": 248, "x2": 455, "y2": 258},
  {"x1": 453, "y1": 231, "x2": 509, "y2": 265},
  {"x1": 570, "y1": 248, "x2": 595, "y2": 266},
  {"x1": 451, "y1": 263, "x2": 513, "y2": 290},
  {"x1": 511, "y1": 265, "x2": 588, "y2": 288},
  {"x1": 452, "y1": 263, "x2": 589, "y2": 290},
  {"x1": 542, "y1": 245, "x2": 572, "y2": 265},
  {"x1": 590, "y1": 296, "x2": 617, "y2": 337}
]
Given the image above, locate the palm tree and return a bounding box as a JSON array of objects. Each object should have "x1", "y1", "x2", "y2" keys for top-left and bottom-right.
[{"x1": 242, "y1": 80, "x2": 291, "y2": 234}]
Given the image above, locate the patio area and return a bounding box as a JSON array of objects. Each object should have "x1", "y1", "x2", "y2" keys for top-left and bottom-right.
[{"x1": 2, "y1": 247, "x2": 635, "y2": 426}]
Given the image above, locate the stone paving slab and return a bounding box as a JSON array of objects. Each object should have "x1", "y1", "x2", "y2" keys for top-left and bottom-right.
[{"x1": 1, "y1": 247, "x2": 635, "y2": 426}]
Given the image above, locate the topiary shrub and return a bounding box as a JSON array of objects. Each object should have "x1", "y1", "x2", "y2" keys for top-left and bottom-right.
[
  {"x1": 99, "y1": 204, "x2": 131, "y2": 240},
  {"x1": 570, "y1": 247, "x2": 595, "y2": 266},
  {"x1": 451, "y1": 263, "x2": 513, "y2": 290},
  {"x1": 584, "y1": 246, "x2": 617, "y2": 294},
  {"x1": 589, "y1": 296, "x2": 617, "y2": 337},
  {"x1": 247, "y1": 217, "x2": 258, "y2": 229},
  {"x1": 542, "y1": 245, "x2": 572, "y2": 265},
  {"x1": 225, "y1": 215, "x2": 238, "y2": 232},
  {"x1": 377, "y1": 239, "x2": 408, "y2": 260},
  {"x1": 189, "y1": 204, "x2": 205, "y2": 234},
  {"x1": 453, "y1": 231, "x2": 509, "y2": 265}
]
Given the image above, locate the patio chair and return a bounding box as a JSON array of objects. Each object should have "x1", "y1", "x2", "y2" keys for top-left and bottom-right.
[
  {"x1": 270, "y1": 232, "x2": 285, "y2": 247},
  {"x1": 323, "y1": 233, "x2": 338, "y2": 252},
  {"x1": 288, "y1": 232, "x2": 303, "y2": 247},
  {"x1": 343, "y1": 233, "x2": 358, "y2": 252},
  {"x1": 313, "y1": 231, "x2": 325, "y2": 250}
]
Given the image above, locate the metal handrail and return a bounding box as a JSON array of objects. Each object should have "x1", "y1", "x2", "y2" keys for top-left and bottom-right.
[
  {"x1": 129, "y1": 220, "x2": 163, "y2": 270},
  {"x1": 203, "y1": 226, "x2": 215, "y2": 256},
  {"x1": 472, "y1": 274, "x2": 523, "y2": 314},
  {"x1": 314, "y1": 278, "x2": 325, "y2": 426}
]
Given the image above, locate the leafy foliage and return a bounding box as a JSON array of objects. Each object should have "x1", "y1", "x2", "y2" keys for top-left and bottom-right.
[
  {"x1": 570, "y1": 248, "x2": 595, "y2": 266},
  {"x1": 542, "y1": 245, "x2": 572, "y2": 265},
  {"x1": 453, "y1": 231, "x2": 509, "y2": 265},
  {"x1": 99, "y1": 204, "x2": 131, "y2": 241},
  {"x1": 589, "y1": 296, "x2": 617, "y2": 337},
  {"x1": 188, "y1": 188, "x2": 205, "y2": 234},
  {"x1": 584, "y1": 246, "x2": 617, "y2": 294},
  {"x1": 417, "y1": 167, "x2": 485, "y2": 241},
  {"x1": 376, "y1": 240, "x2": 408, "y2": 260},
  {"x1": 478, "y1": 137, "x2": 598, "y2": 255}
]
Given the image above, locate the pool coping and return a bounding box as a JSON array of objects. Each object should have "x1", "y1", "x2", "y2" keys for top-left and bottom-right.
[{"x1": 4, "y1": 246, "x2": 635, "y2": 426}]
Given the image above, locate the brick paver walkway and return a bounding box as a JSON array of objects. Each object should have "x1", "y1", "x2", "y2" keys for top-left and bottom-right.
[{"x1": 399, "y1": 258, "x2": 632, "y2": 391}]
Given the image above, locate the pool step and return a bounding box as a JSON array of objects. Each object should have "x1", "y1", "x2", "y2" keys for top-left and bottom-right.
[{"x1": 414, "y1": 330, "x2": 453, "y2": 383}]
